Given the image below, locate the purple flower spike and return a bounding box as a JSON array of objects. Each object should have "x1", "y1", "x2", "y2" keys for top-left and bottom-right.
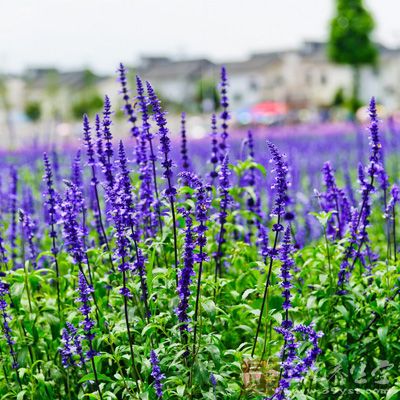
[
  {"x1": 0, "y1": 280, "x2": 18, "y2": 369},
  {"x1": 267, "y1": 141, "x2": 289, "y2": 221},
  {"x1": 60, "y1": 182, "x2": 85, "y2": 266},
  {"x1": 82, "y1": 114, "x2": 96, "y2": 168},
  {"x1": 218, "y1": 66, "x2": 230, "y2": 157},
  {"x1": 59, "y1": 322, "x2": 84, "y2": 368},
  {"x1": 209, "y1": 114, "x2": 219, "y2": 184},
  {"x1": 19, "y1": 210, "x2": 38, "y2": 269},
  {"x1": 279, "y1": 225, "x2": 294, "y2": 328},
  {"x1": 8, "y1": 167, "x2": 18, "y2": 265},
  {"x1": 176, "y1": 208, "x2": 195, "y2": 331},
  {"x1": 150, "y1": 350, "x2": 165, "y2": 398},
  {"x1": 117, "y1": 63, "x2": 139, "y2": 139},
  {"x1": 146, "y1": 81, "x2": 176, "y2": 199},
  {"x1": 180, "y1": 112, "x2": 190, "y2": 172},
  {"x1": 76, "y1": 272, "x2": 98, "y2": 360}
]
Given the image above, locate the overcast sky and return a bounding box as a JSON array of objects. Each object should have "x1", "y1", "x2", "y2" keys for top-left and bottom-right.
[{"x1": 1, "y1": 0, "x2": 400, "y2": 73}]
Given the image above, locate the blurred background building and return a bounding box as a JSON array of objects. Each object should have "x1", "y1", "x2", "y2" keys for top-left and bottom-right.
[
  {"x1": 2, "y1": 40, "x2": 400, "y2": 128},
  {"x1": 1, "y1": 0, "x2": 400, "y2": 147}
]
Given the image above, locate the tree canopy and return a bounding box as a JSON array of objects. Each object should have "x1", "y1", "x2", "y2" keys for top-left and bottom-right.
[{"x1": 328, "y1": 0, "x2": 378, "y2": 67}]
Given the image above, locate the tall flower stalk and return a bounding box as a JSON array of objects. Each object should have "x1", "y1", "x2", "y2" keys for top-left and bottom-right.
[
  {"x1": 76, "y1": 272, "x2": 103, "y2": 400},
  {"x1": 8, "y1": 167, "x2": 18, "y2": 267},
  {"x1": 135, "y1": 76, "x2": 156, "y2": 236},
  {"x1": 321, "y1": 162, "x2": 341, "y2": 238},
  {"x1": 147, "y1": 81, "x2": 179, "y2": 284},
  {"x1": 137, "y1": 76, "x2": 163, "y2": 234},
  {"x1": 59, "y1": 322, "x2": 84, "y2": 368},
  {"x1": 150, "y1": 350, "x2": 165, "y2": 398},
  {"x1": 117, "y1": 140, "x2": 150, "y2": 320},
  {"x1": 0, "y1": 280, "x2": 21, "y2": 388},
  {"x1": 209, "y1": 114, "x2": 219, "y2": 186},
  {"x1": 110, "y1": 148, "x2": 141, "y2": 384},
  {"x1": 43, "y1": 153, "x2": 62, "y2": 315},
  {"x1": 176, "y1": 208, "x2": 195, "y2": 334},
  {"x1": 214, "y1": 155, "x2": 231, "y2": 288},
  {"x1": 186, "y1": 174, "x2": 211, "y2": 356},
  {"x1": 180, "y1": 112, "x2": 190, "y2": 172},
  {"x1": 252, "y1": 141, "x2": 289, "y2": 357},
  {"x1": 98, "y1": 96, "x2": 116, "y2": 211},
  {"x1": 218, "y1": 67, "x2": 230, "y2": 159},
  {"x1": 117, "y1": 63, "x2": 139, "y2": 140},
  {"x1": 82, "y1": 114, "x2": 113, "y2": 266},
  {"x1": 18, "y1": 210, "x2": 37, "y2": 269},
  {"x1": 337, "y1": 97, "x2": 384, "y2": 290},
  {"x1": 266, "y1": 226, "x2": 322, "y2": 399}
]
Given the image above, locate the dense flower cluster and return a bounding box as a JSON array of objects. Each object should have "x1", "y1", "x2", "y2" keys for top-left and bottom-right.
[
  {"x1": 269, "y1": 325, "x2": 322, "y2": 400},
  {"x1": 3, "y1": 64, "x2": 375, "y2": 399}
]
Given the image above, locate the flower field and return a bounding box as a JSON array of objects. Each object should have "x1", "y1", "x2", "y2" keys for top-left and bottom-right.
[{"x1": 0, "y1": 64, "x2": 399, "y2": 400}]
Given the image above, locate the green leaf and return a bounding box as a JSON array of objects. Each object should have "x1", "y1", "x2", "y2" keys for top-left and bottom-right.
[
  {"x1": 79, "y1": 373, "x2": 113, "y2": 383},
  {"x1": 355, "y1": 389, "x2": 374, "y2": 399},
  {"x1": 377, "y1": 327, "x2": 388, "y2": 346},
  {"x1": 271, "y1": 312, "x2": 283, "y2": 326},
  {"x1": 242, "y1": 288, "x2": 257, "y2": 300},
  {"x1": 11, "y1": 283, "x2": 24, "y2": 299},
  {"x1": 17, "y1": 391, "x2": 26, "y2": 400},
  {"x1": 176, "y1": 385, "x2": 186, "y2": 397},
  {"x1": 386, "y1": 387, "x2": 400, "y2": 400},
  {"x1": 310, "y1": 211, "x2": 334, "y2": 227},
  {"x1": 202, "y1": 300, "x2": 216, "y2": 318},
  {"x1": 335, "y1": 305, "x2": 350, "y2": 322}
]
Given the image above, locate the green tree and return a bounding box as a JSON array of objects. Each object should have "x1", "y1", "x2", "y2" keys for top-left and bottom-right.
[
  {"x1": 328, "y1": 0, "x2": 378, "y2": 113},
  {"x1": 194, "y1": 78, "x2": 219, "y2": 113},
  {"x1": 71, "y1": 93, "x2": 103, "y2": 120},
  {"x1": 24, "y1": 100, "x2": 42, "y2": 122},
  {"x1": 332, "y1": 87, "x2": 345, "y2": 107}
]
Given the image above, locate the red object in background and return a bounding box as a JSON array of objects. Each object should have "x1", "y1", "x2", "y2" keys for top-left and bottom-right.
[{"x1": 251, "y1": 102, "x2": 288, "y2": 116}]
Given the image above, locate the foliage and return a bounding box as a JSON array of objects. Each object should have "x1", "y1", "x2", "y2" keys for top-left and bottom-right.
[
  {"x1": 71, "y1": 93, "x2": 104, "y2": 120},
  {"x1": 328, "y1": 0, "x2": 378, "y2": 113},
  {"x1": 328, "y1": 0, "x2": 378, "y2": 67},
  {"x1": 24, "y1": 101, "x2": 41, "y2": 122}
]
